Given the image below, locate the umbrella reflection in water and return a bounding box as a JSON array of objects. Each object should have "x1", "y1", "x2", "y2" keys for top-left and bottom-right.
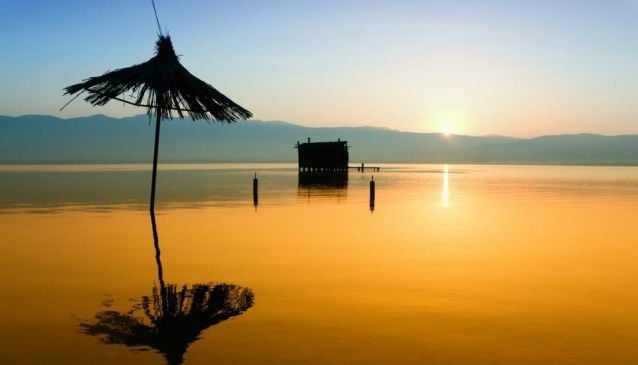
[{"x1": 79, "y1": 213, "x2": 254, "y2": 365}]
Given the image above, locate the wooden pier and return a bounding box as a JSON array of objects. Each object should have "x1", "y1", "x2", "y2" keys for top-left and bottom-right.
[{"x1": 350, "y1": 163, "x2": 380, "y2": 172}]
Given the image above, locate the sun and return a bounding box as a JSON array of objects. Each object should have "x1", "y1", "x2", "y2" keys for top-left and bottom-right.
[{"x1": 441, "y1": 127, "x2": 453, "y2": 137}]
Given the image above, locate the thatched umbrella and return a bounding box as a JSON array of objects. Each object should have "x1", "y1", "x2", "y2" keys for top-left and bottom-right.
[
  {"x1": 80, "y1": 282, "x2": 254, "y2": 365},
  {"x1": 63, "y1": 30, "x2": 252, "y2": 211}
]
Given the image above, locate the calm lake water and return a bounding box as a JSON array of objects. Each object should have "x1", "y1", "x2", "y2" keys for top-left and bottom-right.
[{"x1": 1, "y1": 163, "x2": 638, "y2": 364}]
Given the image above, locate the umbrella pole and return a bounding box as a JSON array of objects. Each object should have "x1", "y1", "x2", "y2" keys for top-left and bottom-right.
[
  {"x1": 148, "y1": 111, "x2": 167, "y2": 305},
  {"x1": 150, "y1": 111, "x2": 161, "y2": 213}
]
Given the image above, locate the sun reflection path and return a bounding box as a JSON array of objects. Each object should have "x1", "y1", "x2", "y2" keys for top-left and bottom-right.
[{"x1": 442, "y1": 164, "x2": 450, "y2": 208}]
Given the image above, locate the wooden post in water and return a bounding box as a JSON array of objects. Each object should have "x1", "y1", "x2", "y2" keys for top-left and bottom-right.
[
  {"x1": 369, "y1": 175, "x2": 375, "y2": 211},
  {"x1": 253, "y1": 173, "x2": 258, "y2": 206}
]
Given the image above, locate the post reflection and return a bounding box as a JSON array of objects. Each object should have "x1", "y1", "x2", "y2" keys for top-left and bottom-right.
[
  {"x1": 442, "y1": 164, "x2": 450, "y2": 208},
  {"x1": 78, "y1": 212, "x2": 255, "y2": 365}
]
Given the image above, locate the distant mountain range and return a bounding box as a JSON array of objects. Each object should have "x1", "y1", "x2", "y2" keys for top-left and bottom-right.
[{"x1": 1, "y1": 114, "x2": 637, "y2": 165}]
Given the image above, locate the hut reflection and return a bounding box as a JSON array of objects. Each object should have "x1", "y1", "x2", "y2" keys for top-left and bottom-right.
[
  {"x1": 79, "y1": 212, "x2": 254, "y2": 365},
  {"x1": 297, "y1": 171, "x2": 348, "y2": 201}
]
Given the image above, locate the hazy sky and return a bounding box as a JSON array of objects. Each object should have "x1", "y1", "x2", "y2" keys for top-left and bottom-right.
[{"x1": 1, "y1": 0, "x2": 637, "y2": 136}]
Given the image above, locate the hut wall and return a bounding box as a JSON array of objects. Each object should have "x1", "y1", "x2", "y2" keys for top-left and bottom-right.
[{"x1": 297, "y1": 141, "x2": 349, "y2": 171}]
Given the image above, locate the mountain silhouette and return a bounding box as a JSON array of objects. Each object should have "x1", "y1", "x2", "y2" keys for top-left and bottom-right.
[{"x1": 2, "y1": 114, "x2": 637, "y2": 165}]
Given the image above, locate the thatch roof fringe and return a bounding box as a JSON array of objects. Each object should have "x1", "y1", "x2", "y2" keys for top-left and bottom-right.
[{"x1": 64, "y1": 35, "x2": 252, "y2": 122}]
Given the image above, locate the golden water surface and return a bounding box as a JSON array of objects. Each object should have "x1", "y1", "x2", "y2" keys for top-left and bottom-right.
[{"x1": 1, "y1": 164, "x2": 637, "y2": 364}]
